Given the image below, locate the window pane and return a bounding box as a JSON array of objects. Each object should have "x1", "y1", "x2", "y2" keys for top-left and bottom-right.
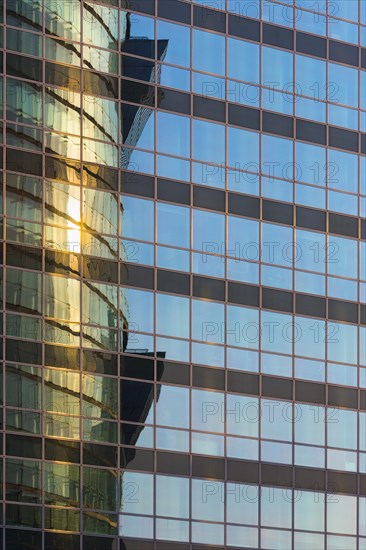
[
  {"x1": 192, "y1": 119, "x2": 225, "y2": 165},
  {"x1": 193, "y1": 209, "x2": 225, "y2": 252},
  {"x1": 327, "y1": 408, "x2": 357, "y2": 450},
  {"x1": 156, "y1": 385, "x2": 189, "y2": 429},
  {"x1": 228, "y1": 127, "x2": 259, "y2": 170},
  {"x1": 296, "y1": 54, "x2": 326, "y2": 100},
  {"x1": 156, "y1": 476, "x2": 189, "y2": 519},
  {"x1": 327, "y1": 495, "x2": 357, "y2": 535},
  {"x1": 228, "y1": 38, "x2": 259, "y2": 84},
  {"x1": 328, "y1": 63, "x2": 358, "y2": 107},
  {"x1": 157, "y1": 203, "x2": 190, "y2": 249},
  {"x1": 158, "y1": 20, "x2": 190, "y2": 67},
  {"x1": 295, "y1": 490, "x2": 325, "y2": 532},
  {"x1": 156, "y1": 294, "x2": 189, "y2": 339},
  {"x1": 157, "y1": 112, "x2": 190, "y2": 158},
  {"x1": 263, "y1": 47, "x2": 293, "y2": 91},
  {"x1": 193, "y1": 29, "x2": 225, "y2": 75},
  {"x1": 261, "y1": 487, "x2": 292, "y2": 529}
]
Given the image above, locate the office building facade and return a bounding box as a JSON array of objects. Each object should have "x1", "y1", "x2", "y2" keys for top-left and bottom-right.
[{"x1": 1, "y1": 0, "x2": 366, "y2": 548}]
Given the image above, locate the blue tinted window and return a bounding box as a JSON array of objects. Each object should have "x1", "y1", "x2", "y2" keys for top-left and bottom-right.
[
  {"x1": 192, "y1": 479, "x2": 224, "y2": 522},
  {"x1": 192, "y1": 162, "x2": 225, "y2": 189},
  {"x1": 228, "y1": 216, "x2": 259, "y2": 261},
  {"x1": 192, "y1": 388, "x2": 224, "y2": 433},
  {"x1": 156, "y1": 385, "x2": 189, "y2": 428},
  {"x1": 329, "y1": 18, "x2": 358, "y2": 44},
  {"x1": 262, "y1": 47, "x2": 293, "y2": 92},
  {"x1": 328, "y1": 149, "x2": 358, "y2": 193},
  {"x1": 262, "y1": 353, "x2": 292, "y2": 378},
  {"x1": 228, "y1": 38, "x2": 259, "y2": 84},
  {"x1": 295, "y1": 316, "x2": 326, "y2": 360},
  {"x1": 192, "y1": 252, "x2": 225, "y2": 279},
  {"x1": 192, "y1": 299, "x2": 224, "y2": 344},
  {"x1": 156, "y1": 294, "x2": 189, "y2": 339},
  {"x1": 295, "y1": 445, "x2": 325, "y2": 469},
  {"x1": 327, "y1": 322, "x2": 358, "y2": 365},
  {"x1": 330, "y1": 0, "x2": 358, "y2": 21},
  {"x1": 126, "y1": 149, "x2": 154, "y2": 174},
  {"x1": 227, "y1": 437, "x2": 259, "y2": 460},
  {"x1": 262, "y1": 135, "x2": 293, "y2": 181},
  {"x1": 156, "y1": 476, "x2": 189, "y2": 519},
  {"x1": 296, "y1": 271, "x2": 326, "y2": 295},
  {"x1": 262, "y1": 223, "x2": 293, "y2": 267},
  {"x1": 327, "y1": 409, "x2": 357, "y2": 450},
  {"x1": 193, "y1": 72, "x2": 225, "y2": 100},
  {"x1": 296, "y1": 54, "x2": 326, "y2": 100},
  {"x1": 123, "y1": 288, "x2": 154, "y2": 334},
  {"x1": 159, "y1": 64, "x2": 190, "y2": 92},
  {"x1": 193, "y1": 29, "x2": 225, "y2": 75},
  {"x1": 157, "y1": 246, "x2": 190, "y2": 272},
  {"x1": 157, "y1": 155, "x2": 190, "y2": 182},
  {"x1": 328, "y1": 104, "x2": 358, "y2": 131},
  {"x1": 362, "y1": 157, "x2": 366, "y2": 196},
  {"x1": 328, "y1": 363, "x2": 358, "y2": 387},
  {"x1": 295, "y1": 403, "x2": 325, "y2": 445},
  {"x1": 228, "y1": 127, "x2": 260, "y2": 171},
  {"x1": 361, "y1": 242, "x2": 366, "y2": 281},
  {"x1": 227, "y1": 81, "x2": 260, "y2": 107},
  {"x1": 328, "y1": 235, "x2": 358, "y2": 279},
  {"x1": 156, "y1": 428, "x2": 189, "y2": 453},
  {"x1": 262, "y1": 265, "x2": 293, "y2": 290},
  {"x1": 226, "y1": 394, "x2": 259, "y2": 437},
  {"x1": 296, "y1": 229, "x2": 326, "y2": 273},
  {"x1": 227, "y1": 347, "x2": 259, "y2": 372},
  {"x1": 192, "y1": 119, "x2": 225, "y2": 164},
  {"x1": 327, "y1": 495, "x2": 357, "y2": 548},
  {"x1": 193, "y1": 209, "x2": 225, "y2": 252},
  {"x1": 191, "y1": 432, "x2": 224, "y2": 456},
  {"x1": 361, "y1": 71, "x2": 366, "y2": 110},
  {"x1": 296, "y1": 184, "x2": 326, "y2": 209},
  {"x1": 192, "y1": 342, "x2": 224, "y2": 367},
  {"x1": 262, "y1": 87, "x2": 294, "y2": 115},
  {"x1": 227, "y1": 483, "x2": 259, "y2": 524},
  {"x1": 262, "y1": 176, "x2": 293, "y2": 203},
  {"x1": 261, "y1": 400, "x2": 292, "y2": 442},
  {"x1": 157, "y1": 21, "x2": 190, "y2": 67},
  {"x1": 157, "y1": 112, "x2": 190, "y2": 158},
  {"x1": 362, "y1": 2, "x2": 366, "y2": 24},
  {"x1": 328, "y1": 63, "x2": 358, "y2": 107},
  {"x1": 121, "y1": 472, "x2": 153, "y2": 515},
  {"x1": 157, "y1": 203, "x2": 190, "y2": 248},
  {"x1": 328, "y1": 190, "x2": 358, "y2": 216},
  {"x1": 295, "y1": 8, "x2": 326, "y2": 35},
  {"x1": 295, "y1": 491, "x2": 325, "y2": 532},
  {"x1": 296, "y1": 96, "x2": 326, "y2": 123},
  {"x1": 296, "y1": 142, "x2": 326, "y2": 186},
  {"x1": 295, "y1": 357, "x2": 325, "y2": 382},
  {"x1": 296, "y1": 0, "x2": 326, "y2": 12},
  {"x1": 263, "y1": 2, "x2": 295, "y2": 27},
  {"x1": 122, "y1": 196, "x2": 154, "y2": 242},
  {"x1": 227, "y1": 259, "x2": 259, "y2": 284},
  {"x1": 227, "y1": 0, "x2": 260, "y2": 18},
  {"x1": 227, "y1": 305, "x2": 260, "y2": 349},
  {"x1": 261, "y1": 311, "x2": 292, "y2": 355}
]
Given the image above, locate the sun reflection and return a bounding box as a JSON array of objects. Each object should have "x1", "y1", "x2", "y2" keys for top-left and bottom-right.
[{"x1": 66, "y1": 194, "x2": 82, "y2": 253}]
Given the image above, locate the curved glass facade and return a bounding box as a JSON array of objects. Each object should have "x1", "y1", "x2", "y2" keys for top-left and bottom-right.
[{"x1": 0, "y1": 0, "x2": 366, "y2": 549}]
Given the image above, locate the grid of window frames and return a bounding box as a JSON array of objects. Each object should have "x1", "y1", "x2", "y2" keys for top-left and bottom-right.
[{"x1": 0, "y1": 0, "x2": 366, "y2": 549}]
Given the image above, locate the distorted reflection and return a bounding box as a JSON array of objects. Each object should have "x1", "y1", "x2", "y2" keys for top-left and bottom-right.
[
  {"x1": 45, "y1": 180, "x2": 81, "y2": 251},
  {"x1": 45, "y1": 0, "x2": 81, "y2": 41}
]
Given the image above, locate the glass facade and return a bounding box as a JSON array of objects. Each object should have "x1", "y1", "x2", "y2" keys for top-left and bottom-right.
[{"x1": 0, "y1": 0, "x2": 366, "y2": 549}]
